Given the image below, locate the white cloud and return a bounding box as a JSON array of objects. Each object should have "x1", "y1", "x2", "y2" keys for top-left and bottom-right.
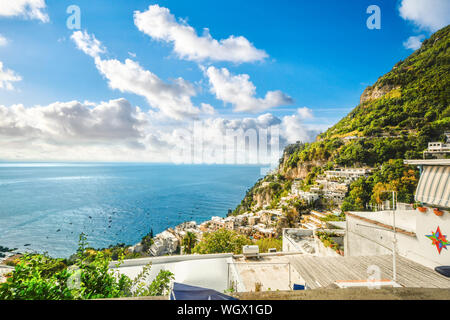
[
  {"x1": 0, "y1": 34, "x2": 8, "y2": 46},
  {"x1": 71, "y1": 30, "x2": 203, "y2": 120},
  {"x1": 0, "y1": 99, "x2": 155, "y2": 162},
  {"x1": 134, "y1": 4, "x2": 268, "y2": 63},
  {"x1": 0, "y1": 99, "x2": 146, "y2": 145},
  {"x1": 94, "y1": 57, "x2": 201, "y2": 120},
  {"x1": 167, "y1": 112, "x2": 321, "y2": 164},
  {"x1": 205, "y1": 66, "x2": 294, "y2": 113},
  {"x1": 201, "y1": 103, "x2": 216, "y2": 115},
  {"x1": 0, "y1": 0, "x2": 49, "y2": 22},
  {"x1": 399, "y1": 0, "x2": 450, "y2": 31},
  {"x1": 281, "y1": 110, "x2": 319, "y2": 145},
  {"x1": 71, "y1": 31, "x2": 106, "y2": 58},
  {"x1": 0, "y1": 99, "x2": 320, "y2": 163},
  {"x1": 0, "y1": 61, "x2": 22, "y2": 90},
  {"x1": 296, "y1": 107, "x2": 314, "y2": 120},
  {"x1": 403, "y1": 34, "x2": 426, "y2": 50}
]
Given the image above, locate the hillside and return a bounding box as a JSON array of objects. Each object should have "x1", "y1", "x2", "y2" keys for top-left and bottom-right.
[{"x1": 233, "y1": 25, "x2": 450, "y2": 215}]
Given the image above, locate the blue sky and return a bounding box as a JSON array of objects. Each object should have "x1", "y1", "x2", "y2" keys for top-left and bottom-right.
[{"x1": 0, "y1": 0, "x2": 448, "y2": 162}]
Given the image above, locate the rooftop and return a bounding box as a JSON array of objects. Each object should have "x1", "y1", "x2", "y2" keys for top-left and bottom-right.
[
  {"x1": 404, "y1": 159, "x2": 450, "y2": 166},
  {"x1": 289, "y1": 255, "x2": 450, "y2": 289},
  {"x1": 232, "y1": 254, "x2": 304, "y2": 292}
]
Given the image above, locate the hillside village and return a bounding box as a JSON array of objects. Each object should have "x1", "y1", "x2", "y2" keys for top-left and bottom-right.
[
  {"x1": 1, "y1": 23, "x2": 449, "y2": 300},
  {"x1": 131, "y1": 132, "x2": 449, "y2": 258}
]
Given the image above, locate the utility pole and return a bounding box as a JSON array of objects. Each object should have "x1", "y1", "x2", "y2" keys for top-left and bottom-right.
[{"x1": 392, "y1": 191, "x2": 397, "y2": 282}]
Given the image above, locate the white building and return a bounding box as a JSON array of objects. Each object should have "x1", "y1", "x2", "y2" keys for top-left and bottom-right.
[
  {"x1": 149, "y1": 230, "x2": 179, "y2": 256},
  {"x1": 298, "y1": 191, "x2": 320, "y2": 204},
  {"x1": 325, "y1": 168, "x2": 371, "y2": 182},
  {"x1": 424, "y1": 132, "x2": 450, "y2": 158},
  {"x1": 323, "y1": 190, "x2": 347, "y2": 204}
]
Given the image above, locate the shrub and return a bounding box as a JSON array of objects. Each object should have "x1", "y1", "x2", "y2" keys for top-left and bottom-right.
[
  {"x1": 254, "y1": 238, "x2": 282, "y2": 253},
  {"x1": 0, "y1": 233, "x2": 175, "y2": 300},
  {"x1": 193, "y1": 229, "x2": 251, "y2": 254}
]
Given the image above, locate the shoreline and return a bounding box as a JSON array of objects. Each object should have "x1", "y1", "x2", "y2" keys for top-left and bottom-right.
[{"x1": 0, "y1": 208, "x2": 236, "y2": 262}]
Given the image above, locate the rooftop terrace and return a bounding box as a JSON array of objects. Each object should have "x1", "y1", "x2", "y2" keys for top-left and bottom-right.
[{"x1": 289, "y1": 255, "x2": 450, "y2": 290}]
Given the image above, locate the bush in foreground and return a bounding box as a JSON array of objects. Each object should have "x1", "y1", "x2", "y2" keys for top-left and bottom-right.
[{"x1": 0, "y1": 234, "x2": 174, "y2": 300}]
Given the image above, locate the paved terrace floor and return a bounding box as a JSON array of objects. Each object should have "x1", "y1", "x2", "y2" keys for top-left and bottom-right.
[
  {"x1": 289, "y1": 255, "x2": 450, "y2": 289},
  {"x1": 233, "y1": 255, "x2": 305, "y2": 292}
]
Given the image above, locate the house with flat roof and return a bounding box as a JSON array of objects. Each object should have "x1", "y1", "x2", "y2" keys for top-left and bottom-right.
[
  {"x1": 325, "y1": 168, "x2": 371, "y2": 183},
  {"x1": 423, "y1": 132, "x2": 450, "y2": 159},
  {"x1": 288, "y1": 254, "x2": 450, "y2": 289}
]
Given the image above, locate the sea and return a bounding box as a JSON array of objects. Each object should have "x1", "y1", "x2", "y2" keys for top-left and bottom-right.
[{"x1": 0, "y1": 163, "x2": 263, "y2": 258}]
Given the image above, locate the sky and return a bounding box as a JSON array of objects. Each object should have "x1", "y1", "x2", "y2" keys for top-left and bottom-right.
[{"x1": 0, "y1": 0, "x2": 449, "y2": 164}]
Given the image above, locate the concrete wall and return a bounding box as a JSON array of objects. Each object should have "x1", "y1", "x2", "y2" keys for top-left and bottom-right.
[
  {"x1": 346, "y1": 209, "x2": 450, "y2": 269},
  {"x1": 227, "y1": 260, "x2": 246, "y2": 293},
  {"x1": 282, "y1": 228, "x2": 345, "y2": 257},
  {"x1": 315, "y1": 239, "x2": 341, "y2": 257},
  {"x1": 282, "y1": 229, "x2": 314, "y2": 253},
  {"x1": 111, "y1": 254, "x2": 234, "y2": 293}
]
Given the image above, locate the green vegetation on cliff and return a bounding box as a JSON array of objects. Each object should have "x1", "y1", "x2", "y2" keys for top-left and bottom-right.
[{"x1": 237, "y1": 25, "x2": 450, "y2": 213}]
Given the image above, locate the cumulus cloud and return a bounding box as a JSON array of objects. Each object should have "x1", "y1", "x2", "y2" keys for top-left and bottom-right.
[
  {"x1": 403, "y1": 34, "x2": 426, "y2": 50},
  {"x1": 205, "y1": 66, "x2": 294, "y2": 113},
  {"x1": 280, "y1": 109, "x2": 319, "y2": 145},
  {"x1": 296, "y1": 107, "x2": 314, "y2": 120},
  {"x1": 167, "y1": 111, "x2": 320, "y2": 165},
  {"x1": 0, "y1": 0, "x2": 49, "y2": 22},
  {"x1": 71, "y1": 30, "x2": 202, "y2": 120},
  {"x1": 0, "y1": 34, "x2": 8, "y2": 46},
  {"x1": 71, "y1": 31, "x2": 106, "y2": 58},
  {"x1": 0, "y1": 99, "x2": 146, "y2": 146},
  {"x1": 399, "y1": 0, "x2": 450, "y2": 31},
  {"x1": 0, "y1": 99, "x2": 319, "y2": 163},
  {"x1": 134, "y1": 4, "x2": 268, "y2": 63},
  {"x1": 201, "y1": 103, "x2": 216, "y2": 115},
  {"x1": 0, "y1": 61, "x2": 22, "y2": 90},
  {"x1": 94, "y1": 57, "x2": 201, "y2": 120}
]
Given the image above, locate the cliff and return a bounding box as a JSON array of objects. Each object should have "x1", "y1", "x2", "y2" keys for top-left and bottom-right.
[{"x1": 233, "y1": 25, "x2": 450, "y2": 214}]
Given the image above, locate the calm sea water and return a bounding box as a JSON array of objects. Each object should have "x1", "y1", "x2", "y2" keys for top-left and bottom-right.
[{"x1": 0, "y1": 163, "x2": 262, "y2": 258}]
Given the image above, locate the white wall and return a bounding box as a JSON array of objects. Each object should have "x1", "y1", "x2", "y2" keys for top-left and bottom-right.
[
  {"x1": 346, "y1": 209, "x2": 450, "y2": 269},
  {"x1": 112, "y1": 254, "x2": 233, "y2": 292},
  {"x1": 282, "y1": 229, "x2": 314, "y2": 253}
]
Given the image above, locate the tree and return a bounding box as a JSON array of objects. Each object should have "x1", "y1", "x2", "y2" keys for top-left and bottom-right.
[
  {"x1": 141, "y1": 230, "x2": 154, "y2": 252},
  {"x1": 341, "y1": 177, "x2": 373, "y2": 211},
  {"x1": 282, "y1": 206, "x2": 300, "y2": 228},
  {"x1": 254, "y1": 238, "x2": 282, "y2": 253},
  {"x1": 182, "y1": 232, "x2": 197, "y2": 255},
  {"x1": 192, "y1": 229, "x2": 251, "y2": 254}
]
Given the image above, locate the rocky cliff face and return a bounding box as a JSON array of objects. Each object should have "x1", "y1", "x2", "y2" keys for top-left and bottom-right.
[
  {"x1": 278, "y1": 151, "x2": 326, "y2": 180},
  {"x1": 253, "y1": 187, "x2": 274, "y2": 208},
  {"x1": 280, "y1": 159, "x2": 326, "y2": 180},
  {"x1": 359, "y1": 84, "x2": 400, "y2": 104}
]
